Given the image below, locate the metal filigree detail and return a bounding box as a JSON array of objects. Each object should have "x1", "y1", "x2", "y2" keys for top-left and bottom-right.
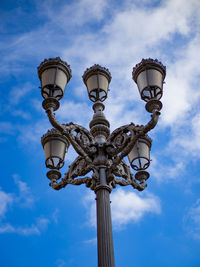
[
  {"x1": 82, "y1": 64, "x2": 112, "y2": 83},
  {"x1": 67, "y1": 156, "x2": 91, "y2": 179},
  {"x1": 44, "y1": 95, "x2": 161, "y2": 193},
  {"x1": 38, "y1": 57, "x2": 72, "y2": 80},
  {"x1": 46, "y1": 108, "x2": 96, "y2": 164},
  {"x1": 132, "y1": 58, "x2": 166, "y2": 82},
  {"x1": 106, "y1": 123, "x2": 144, "y2": 166},
  {"x1": 49, "y1": 156, "x2": 94, "y2": 190},
  {"x1": 106, "y1": 160, "x2": 147, "y2": 191}
]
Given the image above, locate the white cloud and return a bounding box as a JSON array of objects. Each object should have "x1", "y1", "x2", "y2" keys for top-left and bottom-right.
[
  {"x1": 83, "y1": 237, "x2": 97, "y2": 245},
  {"x1": 0, "y1": 224, "x2": 15, "y2": 234},
  {"x1": 13, "y1": 174, "x2": 35, "y2": 208},
  {"x1": 150, "y1": 155, "x2": 185, "y2": 182},
  {"x1": 0, "y1": 217, "x2": 49, "y2": 236},
  {"x1": 183, "y1": 199, "x2": 200, "y2": 240},
  {"x1": 52, "y1": 208, "x2": 59, "y2": 224},
  {"x1": 35, "y1": 217, "x2": 50, "y2": 231},
  {"x1": 0, "y1": 176, "x2": 50, "y2": 235},
  {"x1": 61, "y1": 0, "x2": 200, "y2": 69},
  {"x1": 17, "y1": 119, "x2": 50, "y2": 144},
  {"x1": 9, "y1": 82, "x2": 33, "y2": 105},
  {"x1": 43, "y1": 0, "x2": 108, "y2": 27},
  {"x1": 166, "y1": 113, "x2": 200, "y2": 158},
  {"x1": 12, "y1": 109, "x2": 31, "y2": 120},
  {"x1": 57, "y1": 100, "x2": 93, "y2": 127},
  {"x1": 0, "y1": 189, "x2": 13, "y2": 219},
  {"x1": 83, "y1": 188, "x2": 161, "y2": 229},
  {"x1": 111, "y1": 189, "x2": 161, "y2": 228},
  {"x1": 161, "y1": 35, "x2": 200, "y2": 126}
]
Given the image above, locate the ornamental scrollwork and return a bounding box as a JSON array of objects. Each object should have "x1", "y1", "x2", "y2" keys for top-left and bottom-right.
[
  {"x1": 107, "y1": 160, "x2": 147, "y2": 191},
  {"x1": 45, "y1": 100, "x2": 160, "y2": 193}
]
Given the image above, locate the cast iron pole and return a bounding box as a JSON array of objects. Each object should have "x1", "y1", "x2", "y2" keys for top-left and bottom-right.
[{"x1": 95, "y1": 167, "x2": 115, "y2": 267}]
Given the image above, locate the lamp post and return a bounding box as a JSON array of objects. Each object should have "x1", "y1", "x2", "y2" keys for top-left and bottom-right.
[{"x1": 38, "y1": 57, "x2": 166, "y2": 267}]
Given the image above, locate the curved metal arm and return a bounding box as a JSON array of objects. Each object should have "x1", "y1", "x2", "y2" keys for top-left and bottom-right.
[
  {"x1": 114, "y1": 178, "x2": 147, "y2": 191},
  {"x1": 143, "y1": 109, "x2": 160, "y2": 134},
  {"x1": 112, "y1": 131, "x2": 141, "y2": 166},
  {"x1": 46, "y1": 107, "x2": 95, "y2": 164},
  {"x1": 48, "y1": 155, "x2": 96, "y2": 190},
  {"x1": 107, "y1": 123, "x2": 142, "y2": 167},
  {"x1": 50, "y1": 176, "x2": 92, "y2": 190},
  {"x1": 46, "y1": 107, "x2": 65, "y2": 133},
  {"x1": 108, "y1": 160, "x2": 147, "y2": 191},
  {"x1": 107, "y1": 108, "x2": 161, "y2": 168}
]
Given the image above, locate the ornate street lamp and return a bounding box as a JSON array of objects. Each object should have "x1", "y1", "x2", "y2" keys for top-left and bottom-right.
[{"x1": 37, "y1": 57, "x2": 166, "y2": 267}]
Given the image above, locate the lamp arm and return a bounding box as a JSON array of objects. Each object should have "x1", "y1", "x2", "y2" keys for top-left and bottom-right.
[
  {"x1": 46, "y1": 107, "x2": 65, "y2": 133},
  {"x1": 114, "y1": 178, "x2": 147, "y2": 191},
  {"x1": 50, "y1": 176, "x2": 92, "y2": 190},
  {"x1": 46, "y1": 108, "x2": 95, "y2": 164},
  {"x1": 108, "y1": 123, "x2": 145, "y2": 167},
  {"x1": 143, "y1": 109, "x2": 161, "y2": 134},
  {"x1": 49, "y1": 155, "x2": 95, "y2": 190},
  {"x1": 109, "y1": 160, "x2": 147, "y2": 191},
  {"x1": 113, "y1": 109, "x2": 161, "y2": 165}
]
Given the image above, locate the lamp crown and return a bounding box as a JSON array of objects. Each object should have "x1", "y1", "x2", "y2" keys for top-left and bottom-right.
[
  {"x1": 41, "y1": 128, "x2": 68, "y2": 147},
  {"x1": 82, "y1": 64, "x2": 112, "y2": 84},
  {"x1": 37, "y1": 57, "x2": 72, "y2": 81},
  {"x1": 132, "y1": 58, "x2": 166, "y2": 82}
]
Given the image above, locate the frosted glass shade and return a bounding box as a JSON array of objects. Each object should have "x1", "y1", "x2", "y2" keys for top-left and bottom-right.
[
  {"x1": 41, "y1": 128, "x2": 69, "y2": 170},
  {"x1": 132, "y1": 58, "x2": 166, "y2": 102},
  {"x1": 38, "y1": 57, "x2": 72, "y2": 100},
  {"x1": 128, "y1": 135, "x2": 152, "y2": 171},
  {"x1": 83, "y1": 64, "x2": 111, "y2": 102}
]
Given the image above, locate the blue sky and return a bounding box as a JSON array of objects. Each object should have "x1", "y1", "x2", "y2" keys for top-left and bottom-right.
[{"x1": 0, "y1": 0, "x2": 200, "y2": 266}]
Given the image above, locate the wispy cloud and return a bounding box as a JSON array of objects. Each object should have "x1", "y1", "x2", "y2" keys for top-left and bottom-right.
[
  {"x1": 52, "y1": 208, "x2": 59, "y2": 224},
  {"x1": 83, "y1": 188, "x2": 161, "y2": 229},
  {"x1": 57, "y1": 100, "x2": 93, "y2": 127},
  {"x1": 111, "y1": 189, "x2": 161, "y2": 228},
  {"x1": 183, "y1": 199, "x2": 200, "y2": 240},
  {"x1": 0, "y1": 122, "x2": 15, "y2": 135},
  {"x1": 150, "y1": 156, "x2": 185, "y2": 182},
  {"x1": 13, "y1": 174, "x2": 35, "y2": 208},
  {"x1": 83, "y1": 237, "x2": 97, "y2": 245},
  {"x1": 55, "y1": 259, "x2": 67, "y2": 267},
  {"x1": 0, "y1": 189, "x2": 13, "y2": 219},
  {"x1": 0, "y1": 217, "x2": 49, "y2": 235},
  {"x1": 0, "y1": 175, "x2": 50, "y2": 235},
  {"x1": 9, "y1": 82, "x2": 33, "y2": 105}
]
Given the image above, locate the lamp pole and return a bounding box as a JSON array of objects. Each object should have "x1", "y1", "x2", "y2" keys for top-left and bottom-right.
[{"x1": 38, "y1": 57, "x2": 166, "y2": 267}]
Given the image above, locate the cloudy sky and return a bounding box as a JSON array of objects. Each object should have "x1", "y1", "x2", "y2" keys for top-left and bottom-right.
[{"x1": 0, "y1": 0, "x2": 200, "y2": 266}]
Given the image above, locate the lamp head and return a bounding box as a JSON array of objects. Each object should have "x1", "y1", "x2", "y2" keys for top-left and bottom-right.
[
  {"x1": 82, "y1": 64, "x2": 111, "y2": 102},
  {"x1": 38, "y1": 57, "x2": 72, "y2": 101},
  {"x1": 41, "y1": 128, "x2": 69, "y2": 170},
  {"x1": 128, "y1": 135, "x2": 152, "y2": 171},
  {"x1": 132, "y1": 58, "x2": 166, "y2": 102}
]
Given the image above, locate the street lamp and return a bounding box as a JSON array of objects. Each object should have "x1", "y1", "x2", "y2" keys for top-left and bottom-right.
[{"x1": 38, "y1": 57, "x2": 166, "y2": 267}]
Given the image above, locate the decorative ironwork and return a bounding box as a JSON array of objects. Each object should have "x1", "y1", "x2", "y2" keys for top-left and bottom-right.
[
  {"x1": 132, "y1": 58, "x2": 166, "y2": 80},
  {"x1": 38, "y1": 58, "x2": 166, "y2": 267},
  {"x1": 38, "y1": 57, "x2": 72, "y2": 79},
  {"x1": 43, "y1": 100, "x2": 161, "y2": 192},
  {"x1": 82, "y1": 64, "x2": 111, "y2": 81}
]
